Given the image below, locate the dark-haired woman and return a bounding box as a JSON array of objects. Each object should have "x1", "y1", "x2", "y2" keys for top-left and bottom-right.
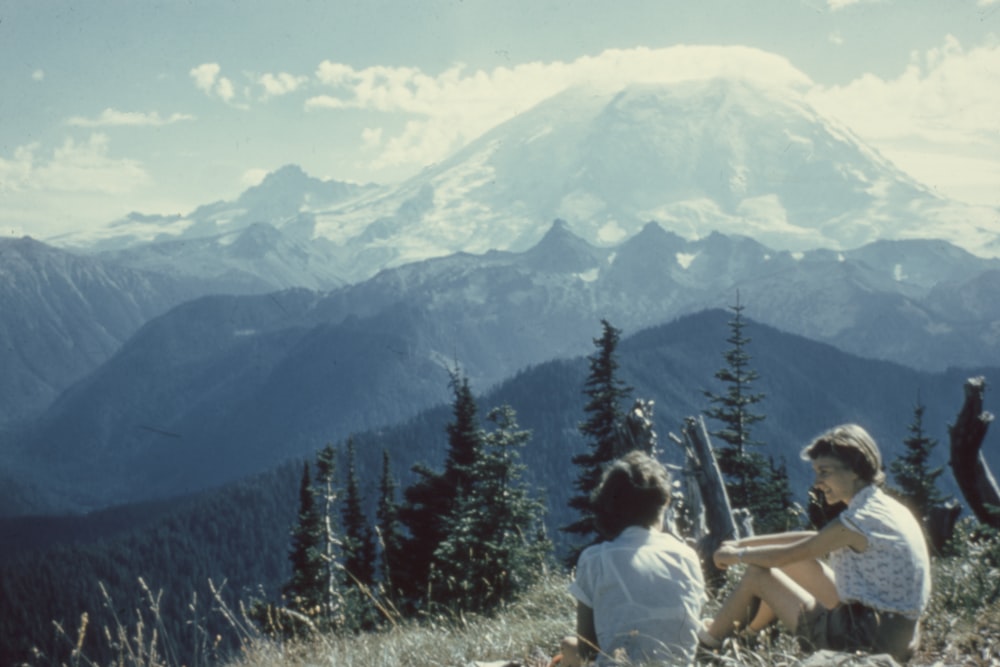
[
  {"x1": 563, "y1": 450, "x2": 706, "y2": 666},
  {"x1": 700, "y1": 424, "x2": 931, "y2": 662}
]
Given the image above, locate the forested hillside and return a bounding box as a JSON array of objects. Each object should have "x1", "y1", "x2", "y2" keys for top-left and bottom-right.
[{"x1": 1, "y1": 309, "x2": 992, "y2": 664}]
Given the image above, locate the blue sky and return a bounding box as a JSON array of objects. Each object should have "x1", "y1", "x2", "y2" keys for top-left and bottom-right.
[{"x1": 2, "y1": 0, "x2": 999, "y2": 240}]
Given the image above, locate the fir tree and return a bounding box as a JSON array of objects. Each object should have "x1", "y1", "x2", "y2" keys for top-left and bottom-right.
[
  {"x1": 564, "y1": 319, "x2": 633, "y2": 549},
  {"x1": 703, "y1": 295, "x2": 792, "y2": 534},
  {"x1": 283, "y1": 462, "x2": 325, "y2": 618},
  {"x1": 890, "y1": 398, "x2": 946, "y2": 521},
  {"x1": 340, "y1": 437, "x2": 377, "y2": 587},
  {"x1": 431, "y1": 404, "x2": 551, "y2": 612},
  {"x1": 398, "y1": 368, "x2": 483, "y2": 604},
  {"x1": 376, "y1": 448, "x2": 407, "y2": 597},
  {"x1": 313, "y1": 444, "x2": 343, "y2": 622}
]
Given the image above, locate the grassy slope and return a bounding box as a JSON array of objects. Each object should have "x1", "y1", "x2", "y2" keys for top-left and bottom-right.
[{"x1": 36, "y1": 518, "x2": 997, "y2": 667}]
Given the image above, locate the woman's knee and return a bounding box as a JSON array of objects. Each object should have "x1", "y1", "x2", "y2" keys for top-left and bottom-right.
[{"x1": 740, "y1": 564, "x2": 773, "y2": 591}]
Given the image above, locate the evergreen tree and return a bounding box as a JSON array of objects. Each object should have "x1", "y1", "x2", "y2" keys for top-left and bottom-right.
[
  {"x1": 398, "y1": 369, "x2": 483, "y2": 604},
  {"x1": 432, "y1": 405, "x2": 551, "y2": 612},
  {"x1": 703, "y1": 295, "x2": 792, "y2": 534},
  {"x1": 313, "y1": 444, "x2": 343, "y2": 623},
  {"x1": 283, "y1": 463, "x2": 325, "y2": 617},
  {"x1": 376, "y1": 448, "x2": 407, "y2": 597},
  {"x1": 890, "y1": 398, "x2": 946, "y2": 521},
  {"x1": 340, "y1": 437, "x2": 377, "y2": 587},
  {"x1": 564, "y1": 319, "x2": 633, "y2": 550}
]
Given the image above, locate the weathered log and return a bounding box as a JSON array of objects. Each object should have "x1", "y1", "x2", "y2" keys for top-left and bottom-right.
[
  {"x1": 615, "y1": 398, "x2": 659, "y2": 457},
  {"x1": 949, "y1": 376, "x2": 999, "y2": 527},
  {"x1": 679, "y1": 416, "x2": 739, "y2": 561}
]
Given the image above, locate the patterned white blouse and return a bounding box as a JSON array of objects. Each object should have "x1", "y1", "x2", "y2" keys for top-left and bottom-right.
[{"x1": 828, "y1": 484, "x2": 932, "y2": 619}]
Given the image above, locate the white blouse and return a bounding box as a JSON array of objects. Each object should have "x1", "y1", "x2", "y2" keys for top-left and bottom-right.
[
  {"x1": 829, "y1": 485, "x2": 931, "y2": 619},
  {"x1": 569, "y1": 526, "x2": 706, "y2": 666}
]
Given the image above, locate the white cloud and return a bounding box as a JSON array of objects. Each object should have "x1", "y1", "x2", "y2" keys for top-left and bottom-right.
[
  {"x1": 0, "y1": 133, "x2": 148, "y2": 195},
  {"x1": 807, "y1": 36, "x2": 1000, "y2": 145},
  {"x1": 190, "y1": 63, "x2": 220, "y2": 92},
  {"x1": 258, "y1": 71, "x2": 309, "y2": 98},
  {"x1": 979, "y1": 0, "x2": 1000, "y2": 6},
  {"x1": 190, "y1": 62, "x2": 236, "y2": 103},
  {"x1": 308, "y1": 45, "x2": 811, "y2": 170},
  {"x1": 66, "y1": 108, "x2": 195, "y2": 128},
  {"x1": 32, "y1": 69, "x2": 45, "y2": 82},
  {"x1": 828, "y1": 31, "x2": 844, "y2": 46},
  {"x1": 807, "y1": 35, "x2": 1000, "y2": 205},
  {"x1": 827, "y1": 0, "x2": 878, "y2": 9},
  {"x1": 241, "y1": 168, "x2": 269, "y2": 188},
  {"x1": 361, "y1": 127, "x2": 383, "y2": 148}
]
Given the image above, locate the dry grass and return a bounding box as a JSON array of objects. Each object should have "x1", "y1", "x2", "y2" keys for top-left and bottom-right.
[{"x1": 26, "y1": 522, "x2": 1000, "y2": 667}]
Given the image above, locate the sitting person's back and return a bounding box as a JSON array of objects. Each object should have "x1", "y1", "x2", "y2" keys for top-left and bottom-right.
[{"x1": 567, "y1": 451, "x2": 706, "y2": 666}]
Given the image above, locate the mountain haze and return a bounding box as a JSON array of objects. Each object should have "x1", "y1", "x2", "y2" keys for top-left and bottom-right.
[
  {"x1": 48, "y1": 79, "x2": 1000, "y2": 289},
  {"x1": 0, "y1": 237, "x2": 203, "y2": 424},
  {"x1": 7, "y1": 223, "x2": 1000, "y2": 514}
]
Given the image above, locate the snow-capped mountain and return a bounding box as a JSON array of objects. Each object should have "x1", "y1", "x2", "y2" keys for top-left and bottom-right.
[
  {"x1": 50, "y1": 78, "x2": 998, "y2": 289},
  {"x1": 50, "y1": 165, "x2": 377, "y2": 292},
  {"x1": 310, "y1": 78, "x2": 998, "y2": 279}
]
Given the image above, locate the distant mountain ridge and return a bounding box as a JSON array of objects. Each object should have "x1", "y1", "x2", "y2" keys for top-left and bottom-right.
[
  {"x1": 47, "y1": 78, "x2": 1000, "y2": 289},
  {"x1": 6, "y1": 223, "x2": 1000, "y2": 514},
  {"x1": 0, "y1": 237, "x2": 204, "y2": 424}
]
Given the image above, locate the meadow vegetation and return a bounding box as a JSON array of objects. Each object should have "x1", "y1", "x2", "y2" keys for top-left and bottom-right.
[{"x1": 28, "y1": 516, "x2": 1000, "y2": 667}]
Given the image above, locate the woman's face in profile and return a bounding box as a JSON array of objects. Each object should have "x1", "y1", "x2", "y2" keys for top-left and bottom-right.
[{"x1": 811, "y1": 455, "x2": 861, "y2": 505}]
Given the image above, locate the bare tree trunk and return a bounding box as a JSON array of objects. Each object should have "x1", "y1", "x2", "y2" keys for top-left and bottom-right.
[
  {"x1": 679, "y1": 416, "x2": 739, "y2": 576},
  {"x1": 949, "y1": 376, "x2": 999, "y2": 528}
]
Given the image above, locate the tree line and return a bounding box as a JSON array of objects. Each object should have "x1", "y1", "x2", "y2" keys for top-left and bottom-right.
[
  {"x1": 0, "y1": 301, "x2": 952, "y2": 663},
  {"x1": 264, "y1": 299, "x2": 952, "y2": 638}
]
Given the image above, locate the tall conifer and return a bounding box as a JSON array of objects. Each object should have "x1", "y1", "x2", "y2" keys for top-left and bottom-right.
[
  {"x1": 891, "y1": 398, "x2": 946, "y2": 521},
  {"x1": 564, "y1": 319, "x2": 633, "y2": 550},
  {"x1": 283, "y1": 462, "x2": 325, "y2": 617},
  {"x1": 340, "y1": 437, "x2": 377, "y2": 587},
  {"x1": 398, "y1": 369, "x2": 483, "y2": 604},
  {"x1": 703, "y1": 295, "x2": 792, "y2": 534},
  {"x1": 432, "y1": 405, "x2": 551, "y2": 611},
  {"x1": 313, "y1": 444, "x2": 342, "y2": 621},
  {"x1": 376, "y1": 448, "x2": 407, "y2": 596}
]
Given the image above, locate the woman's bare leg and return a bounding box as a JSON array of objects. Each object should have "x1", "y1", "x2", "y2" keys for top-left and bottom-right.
[
  {"x1": 746, "y1": 559, "x2": 838, "y2": 632},
  {"x1": 707, "y1": 563, "x2": 833, "y2": 641}
]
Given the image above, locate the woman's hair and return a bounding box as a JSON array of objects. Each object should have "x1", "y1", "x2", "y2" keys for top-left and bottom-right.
[
  {"x1": 592, "y1": 450, "x2": 672, "y2": 540},
  {"x1": 800, "y1": 423, "x2": 886, "y2": 486}
]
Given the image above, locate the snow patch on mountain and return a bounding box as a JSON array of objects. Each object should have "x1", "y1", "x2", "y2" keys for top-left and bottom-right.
[{"x1": 46, "y1": 78, "x2": 1000, "y2": 289}]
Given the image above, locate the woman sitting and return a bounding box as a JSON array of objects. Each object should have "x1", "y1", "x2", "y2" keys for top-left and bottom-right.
[
  {"x1": 699, "y1": 424, "x2": 931, "y2": 662},
  {"x1": 562, "y1": 450, "x2": 706, "y2": 666}
]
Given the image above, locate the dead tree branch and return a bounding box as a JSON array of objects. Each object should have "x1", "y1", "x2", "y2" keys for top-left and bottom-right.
[{"x1": 949, "y1": 376, "x2": 999, "y2": 527}]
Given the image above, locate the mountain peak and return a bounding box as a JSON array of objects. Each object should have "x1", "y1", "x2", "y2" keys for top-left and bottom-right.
[{"x1": 520, "y1": 219, "x2": 604, "y2": 273}]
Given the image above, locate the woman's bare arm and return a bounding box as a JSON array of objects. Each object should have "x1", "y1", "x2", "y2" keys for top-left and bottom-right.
[{"x1": 715, "y1": 520, "x2": 866, "y2": 570}]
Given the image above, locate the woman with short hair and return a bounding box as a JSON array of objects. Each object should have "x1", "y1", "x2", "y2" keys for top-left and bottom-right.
[
  {"x1": 700, "y1": 424, "x2": 931, "y2": 662},
  {"x1": 563, "y1": 450, "x2": 706, "y2": 666}
]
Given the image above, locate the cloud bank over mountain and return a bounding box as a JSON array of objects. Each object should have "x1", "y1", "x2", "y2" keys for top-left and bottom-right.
[{"x1": 3, "y1": 1, "x2": 999, "y2": 240}]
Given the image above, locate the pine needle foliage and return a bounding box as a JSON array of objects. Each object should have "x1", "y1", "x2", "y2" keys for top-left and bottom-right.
[
  {"x1": 431, "y1": 404, "x2": 552, "y2": 612},
  {"x1": 341, "y1": 437, "x2": 377, "y2": 588},
  {"x1": 564, "y1": 319, "x2": 633, "y2": 550},
  {"x1": 398, "y1": 369, "x2": 484, "y2": 606},
  {"x1": 376, "y1": 448, "x2": 407, "y2": 601},
  {"x1": 890, "y1": 398, "x2": 947, "y2": 522},
  {"x1": 703, "y1": 295, "x2": 793, "y2": 534},
  {"x1": 282, "y1": 463, "x2": 326, "y2": 619}
]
